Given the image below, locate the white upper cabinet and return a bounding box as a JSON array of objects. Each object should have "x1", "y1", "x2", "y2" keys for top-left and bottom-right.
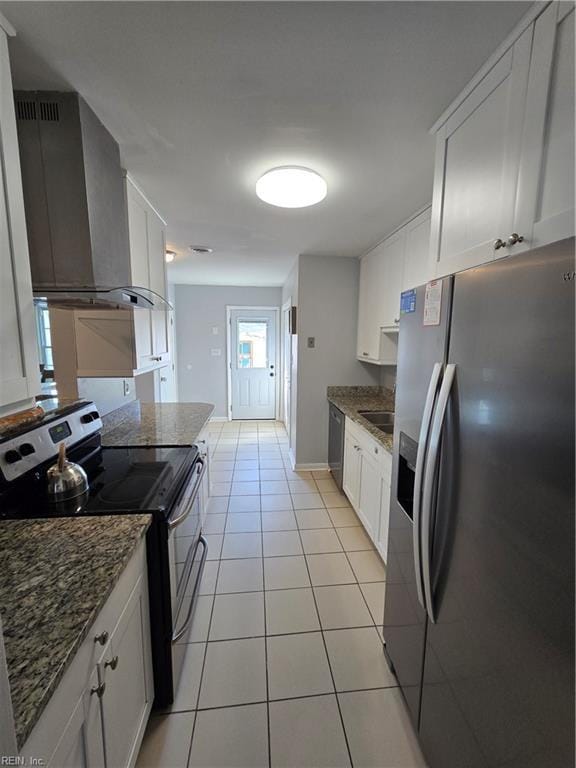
[
  {"x1": 0, "y1": 21, "x2": 40, "y2": 415},
  {"x1": 357, "y1": 245, "x2": 386, "y2": 362},
  {"x1": 429, "y1": 2, "x2": 574, "y2": 278},
  {"x1": 429, "y1": 26, "x2": 533, "y2": 277},
  {"x1": 379, "y1": 230, "x2": 405, "y2": 329},
  {"x1": 357, "y1": 206, "x2": 430, "y2": 365},
  {"x1": 402, "y1": 206, "x2": 432, "y2": 291},
  {"x1": 515, "y1": 1, "x2": 575, "y2": 251}
]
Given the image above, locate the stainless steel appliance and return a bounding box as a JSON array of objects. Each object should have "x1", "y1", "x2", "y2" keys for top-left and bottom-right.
[
  {"x1": 328, "y1": 402, "x2": 345, "y2": 490},
  {"x1": 384, "y1": 238, "x2": 575, "y2": 768},
  {"x1": 0, "y1": 400, "x2": 207, "y2": 709},
  {"x1": 14, "y1": 91, "x2": 170, "y2": 311}
]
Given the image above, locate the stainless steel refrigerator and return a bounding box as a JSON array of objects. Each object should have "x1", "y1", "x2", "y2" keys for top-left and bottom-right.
[{"x1": 383, "y1": 237, "x2": 575, "y2": 768}]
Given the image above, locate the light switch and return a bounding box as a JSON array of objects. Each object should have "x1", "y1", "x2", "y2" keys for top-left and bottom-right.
[
  {"x1": 211, "y1": 349, "x2": 222, "y2": 357},
  {"x1": 307, "y1": 337, "x2": 315, "y2": 349},
  {"x1": 212, "y1": 326, "x2": 219, "y2": 335}
]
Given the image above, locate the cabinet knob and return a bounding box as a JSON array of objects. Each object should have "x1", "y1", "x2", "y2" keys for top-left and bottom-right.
[
  {"x1": 374, "y1": 447, "x2": 379, "y2": 454},
  {"x1": 493, "y1": 238, "x2": 506, "y2": 250},
  {"x1": 507, "y1": 233, "x2": 524, "y2": 246},
  {"x1": 104, "y1": 655, "x2": 119, "y2": 671},
  {"x1": 90, "y1": 682, "x2": 106, "y2": 698},
  {"x1": 394, "y1": 318, "x2": 399, "y2": 324},
  {"x1": 94, "y1": 631, "x2": 109, "y2": 646}
]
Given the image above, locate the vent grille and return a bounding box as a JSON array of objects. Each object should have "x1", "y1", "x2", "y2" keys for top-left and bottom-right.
[
  {"x1": 15, "y1": 99, "x2": 60, "y2": 122},
  {"x1": 16, "y1": 100, "x2": 37, "y2": 121},
  {"x1": 39, "y1": 102, "x2": 60, "y2": 122}
]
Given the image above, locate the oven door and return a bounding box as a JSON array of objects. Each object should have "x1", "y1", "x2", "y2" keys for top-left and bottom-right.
[{"x1": 166, "y1": 458, "x2": 208, "y2": 667}]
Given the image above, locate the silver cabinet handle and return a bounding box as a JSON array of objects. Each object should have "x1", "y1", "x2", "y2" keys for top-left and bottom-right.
[
  {"x1": 413, "y1": 362, "x2": 443, "y2": 611},
  {"x1": 362, "y1": 352, "x2": 369, "y2": 357},
  {"x1": 507, "y1": 233, "x2": 524, "y2": 246},
  {"x1": 94, "y1": 631, "x2": 108, "y2": 646},
  {"x1": 394, "y1": 317, "x2": 400, "y2": 324},
  {"x1": 104, "y1": 656, "x2": 119, "y2": 670},
  {"x1": 493, "y1": 238, "x2": 506, "y2": 250},
  {"x1": 90, "y1": 682, "x2": 106, "y2": 698},
  {"x1": 421, "y1": 363, "x2": 456, "y2": 623},
  {"x1": 374, "y1": 447, "x2": 379, "y2": 454}
]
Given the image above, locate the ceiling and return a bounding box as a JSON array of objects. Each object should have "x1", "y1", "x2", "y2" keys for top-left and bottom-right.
[{"x1": 1, "y1": 1, "x2": 531, "y2": 286}]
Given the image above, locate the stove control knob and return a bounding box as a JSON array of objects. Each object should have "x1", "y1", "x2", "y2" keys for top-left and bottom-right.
[
  {"x1": 20, "y1": 443, "x2": 36, "y2": 456},
  {"x1": 81, "y1": 413, "x2": 94, "y2": 424},
  {"x1": 4, "y1": 449, "x2": 22, "y2": 464},
  {"x1": 90, "y1": 410, "x2": 100, "y2": 420}
]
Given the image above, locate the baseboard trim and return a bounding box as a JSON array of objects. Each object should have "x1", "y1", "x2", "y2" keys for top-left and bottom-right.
[
  {"x1": 294, "y1": 461, "x2": 330, "y2": 472},
  {"x1": 209, "y1": 416, "x2": 229, "y2": 422},
  {"x1": 287, "y1": 448, "x2": 296, "y2": 470}
]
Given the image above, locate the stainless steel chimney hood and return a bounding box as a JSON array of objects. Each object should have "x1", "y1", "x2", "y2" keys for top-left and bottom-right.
[{"x1": 14, "y1": 91, "x2": 171, "y2": 311}]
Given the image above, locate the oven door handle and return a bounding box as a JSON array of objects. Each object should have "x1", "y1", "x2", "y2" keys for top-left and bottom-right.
[
  {"x1": 172, "y1": 535, "x2": 208, "y2": 643},
  {"x1": 168, "y1": 458, "x2": 206, "y2": 530}
]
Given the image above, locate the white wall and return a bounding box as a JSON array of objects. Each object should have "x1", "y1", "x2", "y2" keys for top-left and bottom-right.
[
  {"x1": 281, "y1": 260, "x2": 298, "y2": 459},
  {"x1": 293, "y1": 254, "x2": 380, "y2": 466},
  {"x1": 174, "y1": 284, "x2": 282, "y2": 417}
]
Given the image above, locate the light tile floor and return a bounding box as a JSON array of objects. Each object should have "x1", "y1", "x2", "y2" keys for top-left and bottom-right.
[{"x1": 136, "y1": 420, "x2": 426, "y2": 768}]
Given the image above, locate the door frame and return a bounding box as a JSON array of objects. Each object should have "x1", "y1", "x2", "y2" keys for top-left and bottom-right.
[
  {"x1": 280, "y1": 298, "x2": 292, "y2": 439},
  {"x1": 226, "y1": 305, "x2": 280, "y2": 421}
]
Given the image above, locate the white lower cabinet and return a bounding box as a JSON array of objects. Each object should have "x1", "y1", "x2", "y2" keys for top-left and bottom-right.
[
  {"x1": 342, "y1": 417, "x2": 392, "y2": 564},
  {"x1": 49, "y1": 668, "x2": 105, "y2": 768},
  {"x1": 21, "y1": 540, "x2": 153, "y2": 768},
  {"x1": 342, "y1": 429, "x2": 362, "y2": 511}
]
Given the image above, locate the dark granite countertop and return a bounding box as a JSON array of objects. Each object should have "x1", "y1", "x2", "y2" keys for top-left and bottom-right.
[
  {"x1": 101, "y1": 401, "x2": 214, "y2": 447},
  {"x1": 327, "y1": 386, "x2": 395, "y2": 454},
  {"x1": 0, "y1": 515, "x2": 151, "y2": 750}
]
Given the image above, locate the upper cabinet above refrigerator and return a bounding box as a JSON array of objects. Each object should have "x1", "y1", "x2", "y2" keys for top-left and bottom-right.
[{"x1": 428, "y1": 1, "x2": 575, "y2": 279}]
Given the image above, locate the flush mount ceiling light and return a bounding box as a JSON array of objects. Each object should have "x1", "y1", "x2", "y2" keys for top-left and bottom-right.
[
  {"x1": 256, "y1": 166, "x2": 327, "y2": 208},
  {"x1": 165, "y1": 250, "x2": 176, "y2": 263},
  {"x1": 190, "y1": 245, "x2": 214, "y2": 254}
]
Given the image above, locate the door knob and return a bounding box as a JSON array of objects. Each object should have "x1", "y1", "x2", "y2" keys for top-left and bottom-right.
[
  {"x1": 507, "y1": 233, "x2": 524, "y2": 246},
  {"x1": 493, "y1": 238, "x2": 506, "y2": 250}
]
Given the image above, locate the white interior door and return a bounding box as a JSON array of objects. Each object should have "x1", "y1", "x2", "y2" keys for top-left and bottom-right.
[{"x1": 229, "y1": 308, "x2": 277, "y2": 420}]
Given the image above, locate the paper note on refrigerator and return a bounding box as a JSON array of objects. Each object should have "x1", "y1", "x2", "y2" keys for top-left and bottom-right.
[{"x1": 423, "y1": 280, "x2": 442, "y2": 326}]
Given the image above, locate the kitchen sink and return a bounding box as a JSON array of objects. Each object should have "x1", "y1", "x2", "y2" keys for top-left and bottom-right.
[{"x1": 358, "y1": 410, "x2": 395, "y2": 434}]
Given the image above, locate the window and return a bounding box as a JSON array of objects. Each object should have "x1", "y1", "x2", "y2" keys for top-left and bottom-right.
[
  {"x1": 237, "y1": 320, "x2": 268, "y2": 369},
  {"x1": 35, "y1": 302, "x2": 53, "y2": 370}
]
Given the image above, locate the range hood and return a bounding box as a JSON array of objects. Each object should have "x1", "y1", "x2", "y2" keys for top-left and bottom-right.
[{"x1": 14, "y1": 91, "x2": 170, "y2": 311}]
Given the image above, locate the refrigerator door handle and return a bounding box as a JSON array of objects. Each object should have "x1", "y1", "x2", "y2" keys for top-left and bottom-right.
[
  {"x1": 413, "y1": 362, "x2": 443, "y2": 610},
  {"x1": 421, "y1": 363, "x2": 456, "y2": 623}
]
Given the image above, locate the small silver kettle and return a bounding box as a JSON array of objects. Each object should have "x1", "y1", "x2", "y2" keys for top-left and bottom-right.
[{"x1": 47, "y1": 442, "x2": 89, "y2": 502}]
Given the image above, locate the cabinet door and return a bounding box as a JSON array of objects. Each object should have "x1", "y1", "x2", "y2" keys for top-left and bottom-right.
[
  {"x1": 343, "y1": 431, "x2": 361, "y2": 511},
  {"x1": 402, "y1": 207, "x2": 432, "y2": 291},
  {"x1": 377, "y1": 475, "x2": 391, "y2": 565},
  {"x1": 48, "y1": 669, "x2": 105, "y2": 768},
  {"x1": 429, "y1": 27, "x2": 533, "y2": 278},
  {"x1": 147, "y1": 212, "x2": 169, "y2": 360},
  {"x1": 357, "y1": 450, "x2": 382, "y2": 543},
  {"x1": 126, "y1": 185, "x2": 154, "y2": 369},
  {"x1": 356, "y1": 249, "x2": 382, "y2": 361},
  {"x1": 0, "y1": 29, "x2": 40, "y2": 412},
  {"x1": 515, "y1": 2, "x2": 574, "y2": 250},
  {"x1": 380, "y1": 230, "x2": 405, "y2": 328},
  {"x1": 100, "y1": 576, "x2": 153, "y2": 768}
]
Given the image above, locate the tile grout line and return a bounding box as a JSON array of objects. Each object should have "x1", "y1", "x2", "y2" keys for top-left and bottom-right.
[
  {"x1": 184, "y1": 439, "x2": 238, "y2": 766},
  {"x1": 293, "y1": 515, "x2": 356, "y2": 768}
]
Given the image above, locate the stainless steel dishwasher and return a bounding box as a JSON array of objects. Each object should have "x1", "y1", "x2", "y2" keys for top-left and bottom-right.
[{"x1": 328, "y1": 403, "x2": 345, "y2": 490}]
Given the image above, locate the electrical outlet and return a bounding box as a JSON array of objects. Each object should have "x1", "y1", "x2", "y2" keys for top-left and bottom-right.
[{"x1": 307, "y1": 337, "x2": 315, "y2": 349}]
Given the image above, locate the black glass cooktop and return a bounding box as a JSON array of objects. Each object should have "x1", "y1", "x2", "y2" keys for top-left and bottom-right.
[{"x1": 0, "y1": 442, "x2": 198, "y2": 520}]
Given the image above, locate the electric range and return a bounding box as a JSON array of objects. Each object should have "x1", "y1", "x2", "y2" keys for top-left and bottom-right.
[{"x1": 0, "y1": 400, "x2": 207, "y2": 708}]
